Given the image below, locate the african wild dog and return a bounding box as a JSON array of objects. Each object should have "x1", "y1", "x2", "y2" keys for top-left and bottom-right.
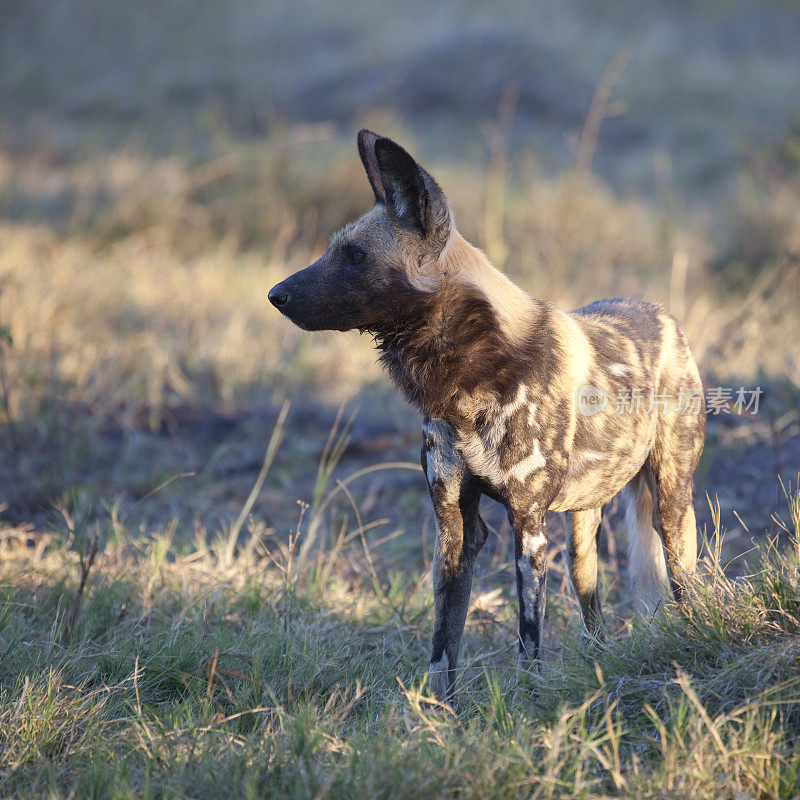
[{"x1": 269, "y1": 130, "x2": 705, "y2": 702}]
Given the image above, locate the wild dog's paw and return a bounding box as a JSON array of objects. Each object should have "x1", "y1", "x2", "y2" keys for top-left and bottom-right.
[{"x1": 428, "y1": 653, "x2": 452, "y2": 704}]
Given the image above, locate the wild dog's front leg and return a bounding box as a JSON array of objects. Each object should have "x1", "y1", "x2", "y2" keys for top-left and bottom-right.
[
  {"x1": 510, "y1": 512, "x2": 548, "y2": 664},
  {"x1": 422, "y1": 428, "x2": 485, "y2": 703},
  {"x1": 428, "y1": 481, "x2": 485, "y2": 702}
]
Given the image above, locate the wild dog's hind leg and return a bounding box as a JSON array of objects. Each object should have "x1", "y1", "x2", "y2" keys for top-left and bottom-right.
[
  {"x1": 624, "y1": 468, "x2": 669, "y2": 614},
  {"x1": 649, "y1": 407, "x2": 705, "y2": 601},
  {"x1": 567, "y1": 508, "x2": 604, "y2": 639}
]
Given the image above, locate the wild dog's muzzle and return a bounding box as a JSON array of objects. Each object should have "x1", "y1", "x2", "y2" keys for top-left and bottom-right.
[
  {"x1": 267, "y1": 269, "x2": 310, "y2": 322},
  {"x1": 267, "y1": 261, "x2": 358, "y2": 331}
]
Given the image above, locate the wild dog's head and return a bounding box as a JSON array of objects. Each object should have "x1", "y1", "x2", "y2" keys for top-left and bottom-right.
[{"x1": 268, "y1": 130, "x2": 454, "y2": 332}]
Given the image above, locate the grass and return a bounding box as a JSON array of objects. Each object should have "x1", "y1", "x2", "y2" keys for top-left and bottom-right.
[{"x1": 1, "y1": 481, "x2": 799, "y2": 798}]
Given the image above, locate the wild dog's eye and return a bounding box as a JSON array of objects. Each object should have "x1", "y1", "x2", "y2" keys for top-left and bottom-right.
[{"x1": 349, "y1": 247, "x2": 366, "y2": 264}]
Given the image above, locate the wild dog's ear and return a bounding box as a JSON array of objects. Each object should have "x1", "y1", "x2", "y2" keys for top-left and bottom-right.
[
  {"x1": 374, "y1": 137, "x2": 428, "y2": 234},
  {"x1": 358, "y1": 130, "x2": 451, "y2": 252},
  {"x1": 357, "y1": 129, "x2": 388, "y2": 204}
]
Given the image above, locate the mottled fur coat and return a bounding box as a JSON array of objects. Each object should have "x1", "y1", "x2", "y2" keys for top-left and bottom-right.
[{"x1": 269, "y1": 131, "x2": 705, "y2": 702}]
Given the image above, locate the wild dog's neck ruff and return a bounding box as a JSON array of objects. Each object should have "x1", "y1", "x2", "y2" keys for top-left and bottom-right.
[
  {"x1": 371, "y1": 236, "x2": 554, "y2": 422},
  {"x1": 432, "y1": 233, "x2": 536, "y2": 346}
]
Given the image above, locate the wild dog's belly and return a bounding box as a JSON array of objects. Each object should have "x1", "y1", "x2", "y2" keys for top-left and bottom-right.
[
  {"x1": 549, "y1": 410, "x2": 657, "y2": 512},
  {"x1": 548, "y1": 442, "x2": 650, "y2": 512}
]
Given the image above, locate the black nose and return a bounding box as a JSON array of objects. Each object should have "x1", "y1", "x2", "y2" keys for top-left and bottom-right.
[{"x1": 268, "y1": 286, "x2": 288, "y2": 309}]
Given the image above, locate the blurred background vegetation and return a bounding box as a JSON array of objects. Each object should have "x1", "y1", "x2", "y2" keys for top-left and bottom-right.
[{"x1": 1, "y1": 0, "x2": 799, "y2": 549}]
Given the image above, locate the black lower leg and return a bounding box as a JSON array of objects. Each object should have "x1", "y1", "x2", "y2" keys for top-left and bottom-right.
[{"x1": 515, "y1": 523, "x2": 548, "y2": 662}]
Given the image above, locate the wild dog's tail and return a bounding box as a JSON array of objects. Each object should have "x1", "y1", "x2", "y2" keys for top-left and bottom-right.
[{"x1": 621, "y1": 467, "x2": 669, "y2": 614}]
